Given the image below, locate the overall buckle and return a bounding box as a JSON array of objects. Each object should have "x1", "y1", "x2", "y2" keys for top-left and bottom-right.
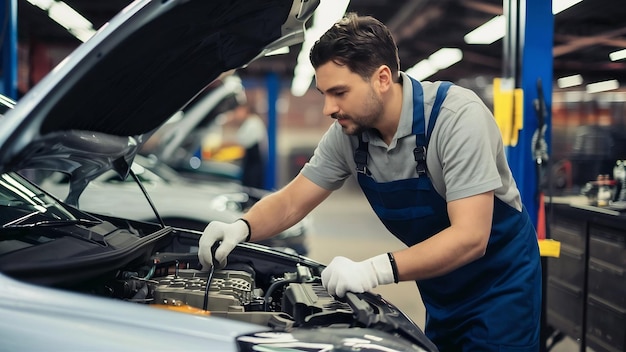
[
  {"x1": 414, "y1": 146, "x2": 427, "y2": 176},
  {"x1": 354, "y1": 149, "x2": 369, "y2": 175}
]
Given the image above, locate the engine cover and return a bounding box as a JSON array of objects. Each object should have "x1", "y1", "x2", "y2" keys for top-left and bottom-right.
[{"x1": 153, "y1": 269, "x2": 254, "y2": 312}]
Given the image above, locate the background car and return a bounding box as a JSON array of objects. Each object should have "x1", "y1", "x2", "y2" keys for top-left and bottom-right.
[
  {"x1": 142, "y1": 74, "x2": 248, "y2": 183},
  {"x1": 33, "y1": 154, "x2": 309, "y2": 255},
  {"x1": 0, "y1": 0, "x2": 437, "y2": 351}
]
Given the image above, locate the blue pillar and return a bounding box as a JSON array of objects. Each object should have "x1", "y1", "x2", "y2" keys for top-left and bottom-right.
[
  {"x1": 0, "y1": 0, "x2": 17, "y2": 99},
  {"x1": 503, "y1": 5, "x2": 553, "y2": 350},
  {"x1": 264, "y1": 72, "x2": 279, "y2": 190},
  {"x1": 504, "y1": 0, "x2": 553, "y2": 227}
]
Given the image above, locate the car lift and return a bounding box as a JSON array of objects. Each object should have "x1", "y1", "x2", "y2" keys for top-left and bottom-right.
[{"x1": 496, "y1": 1, "x2": 559, "y2": 351}]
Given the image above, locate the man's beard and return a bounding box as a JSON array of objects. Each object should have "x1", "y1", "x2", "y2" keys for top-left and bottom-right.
[
  {"x1": 332, "y1": 112, "x2": 367, "y2": 135},
  {"x1": 334, "y1": 88, "x2": 384, "y2": 136}
]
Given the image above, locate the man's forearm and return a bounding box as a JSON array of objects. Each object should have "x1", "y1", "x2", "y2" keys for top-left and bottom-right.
[
  {"x1": 242, "y1": 174, "x2": 333, "y2": 242},
  {"x1": 239, "y1": 173, "x2": 332, "y2": 242},
  {"x1": 394, "y1": 226, "x2": 488, "y2": 281},
  {"x1": 242, "y1": 190, "x2": 303, "y2": 241},
  {"x1": 394, "y1": 192, "x2": 494, "y2": 281}
]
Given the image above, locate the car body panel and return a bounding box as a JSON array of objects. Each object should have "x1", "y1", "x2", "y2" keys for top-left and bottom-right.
[{"x1": 0, "y1": 272, "x2": 267, "y2": 352}]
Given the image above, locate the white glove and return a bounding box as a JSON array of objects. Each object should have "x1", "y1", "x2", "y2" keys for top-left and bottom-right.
[
  {"x1": 321, "y1": 254, "x2": 395, "y2": 298},
  {"x1": 198, "y1": 219, "x2": 249, "y2": 270}
]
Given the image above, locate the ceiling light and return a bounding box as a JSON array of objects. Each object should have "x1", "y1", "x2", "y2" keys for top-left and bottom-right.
[
  {"x1": 406, "y1": 60, "x2": 437, "y2": 81},
  {"x1": 464, "y1": 15, "x2": 505, "y2": 45},
  {"x1": 26, "y1": 0, "x2": 53, "y2": 10},
  {"x1": 552, "y1": 0, "x2": 583, "y2": 14},
  {"x1": 609, "y1": 49, "x2": 626, "y2": 62},
  {"x1": 586, "y1": 80, "x2": 619, "y2": 94},
  {"x1": 26, "y1": 0, "x2": 96, "y2": 42},
  {"x1": 428, "y1": 48, "x2": 463, "y2": 70},
  {"x1": 464, "y1": 1, "x2": 584, "y2": 46},
  {"x1": 48, "y1": 1, "x2": 92, "y2": 29},
  {"x1": 557, "y1": 74, "x2": 583, "y2": 88},
  {"x1": 406, "y1": 48, "x2": 463, "y2": 81},
  {"x1": 291, "y1": 1, "x2": 351, "y2": 96}
]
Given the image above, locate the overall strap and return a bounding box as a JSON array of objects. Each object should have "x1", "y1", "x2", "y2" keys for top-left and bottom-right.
[
  {"x1": 353, "y1": 79, "x2": 453, "y2": 176},
  {"x1": 411, "y1": 79, "x2": 453, "y2": 176},
  {"x1": 354, "y1": 133, "x2": 370, "y2": 175},
  {"x1": 427, "y1": 81, "x2": 453, "y2": 141}
]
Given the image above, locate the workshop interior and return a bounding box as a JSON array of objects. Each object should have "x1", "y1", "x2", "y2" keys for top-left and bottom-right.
[{"x1": 0, "y1": 0, "x2": 625, "y2": 351}]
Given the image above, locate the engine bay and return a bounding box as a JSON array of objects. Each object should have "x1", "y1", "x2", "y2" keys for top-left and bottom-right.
[
  {"x1": 0, "y1": 207, "x2": 436, "y2": 351},
  {"x1": 148, "y1": 266, "x2": 352, "y2": 330},
  {"x1": 105, "y1": 247, "x2": 360, "y2": 332}
]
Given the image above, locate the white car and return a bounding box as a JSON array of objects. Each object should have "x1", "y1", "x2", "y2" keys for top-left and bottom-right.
[
  {"x1": 35, "y1": 154, "x2": 309, "y2": 255},
  {"x1": 0, "y1": 1, "x2": 437, "y2": 351}
]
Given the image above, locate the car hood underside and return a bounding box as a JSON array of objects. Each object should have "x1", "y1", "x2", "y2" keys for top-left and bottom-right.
[{"x1": 0, "y1": 0, "x2": 314, "y2": 183}]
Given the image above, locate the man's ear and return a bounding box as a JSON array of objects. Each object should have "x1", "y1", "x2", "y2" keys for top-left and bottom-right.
[{"x1": 374, "y1": 65, "x2": 393, "y2": 93}]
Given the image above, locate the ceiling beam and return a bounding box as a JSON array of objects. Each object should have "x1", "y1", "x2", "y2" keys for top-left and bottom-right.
[
  {"x1": 459, "y1": 0, "x2": 502, "y2": 15},
  {"x1": 554, "y1": 33, "x2": 626, "y2": 49},
  {"x1": 553, "y1": 26, "x2": 626, "y2": 57}
]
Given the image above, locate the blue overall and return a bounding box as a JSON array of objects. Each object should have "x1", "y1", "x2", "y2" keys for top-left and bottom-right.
[{"x1": 355, "y1": 78, "x2": 541, "y2": 351}]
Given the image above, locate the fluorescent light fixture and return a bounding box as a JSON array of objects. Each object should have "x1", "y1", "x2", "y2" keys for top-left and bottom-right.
[
  {"x1": 26, "y1": 0, "x2": 96, "y2": 42},
  {"x1": 406, "y1": 48, "x2": 463, "y2": 80},
  {"x1": 406, "y1": 60, "x2": 437, "y2": 81},
  {"x1": 26, "y1": 0, "x2": 53, "y2": 10},
  {"x1": 553, "y1": 0, "x2": 583, "y2": 14},
  {"x1": 70, "y1": 27, "x2": 97, "y2": 43},
  {"x1": 557, "y1": 74, "x2": 583, "y2": 88},
  {"x1": 291, "y1": 53, "x2": 316, "y2": 96},
  {"x1": 586, "y1": 79, "x2": 619, "y2": 94},
  {"x1": 464, "y1": 15, "x2": 505, "y2": 45},
  {"x1": 49, "y1": 1, "x2": 92, "y2": 29},
  {"x1": 463, "y1": 0, "x2": 584, "y2": 46},
  {"x1": 609, "y1": 49, "x2": 626, "y2": 62},
  {"x1": 291, "y1": 0, "x2": 351, "y2": 96},
  {"x1": 290, "y1": 38, "x2": 316, "y2": 96},
  {"x1": 428, "y1": 48, "x2": 463, "y2": 70}
]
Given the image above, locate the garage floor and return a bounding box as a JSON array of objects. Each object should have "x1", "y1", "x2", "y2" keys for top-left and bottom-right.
[{"x1": 304, "y1": 177, "x2": 583, "y2": 351}]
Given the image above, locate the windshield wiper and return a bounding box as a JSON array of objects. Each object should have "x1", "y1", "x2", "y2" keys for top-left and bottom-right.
[
  {"x1": 2, "y1": 209, "x2": 42, "y2": 228},
  {"x1": 3, "y1": 217, "x2": 102, "y2": 229},
  {"x1": 2, "y1": 217, "x2": 107, "y2": 246}
]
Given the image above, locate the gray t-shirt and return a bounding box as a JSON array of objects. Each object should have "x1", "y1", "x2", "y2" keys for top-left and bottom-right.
[{"x1": 300, "y1": 72, "x2": 522, "y2": 211}]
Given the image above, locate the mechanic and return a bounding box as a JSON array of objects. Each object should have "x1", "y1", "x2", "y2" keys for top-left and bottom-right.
[
  {"x1": 229, "y1": 101, "x2": 268, "y2": 189},
  {"x1": 199, "y1": 13, "x2": 541, "y2": 351}
]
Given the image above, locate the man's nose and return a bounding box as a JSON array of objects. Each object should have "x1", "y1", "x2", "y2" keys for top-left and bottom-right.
[{"x1": 322, "y1": 97, "x2": 339, "y2": 117}]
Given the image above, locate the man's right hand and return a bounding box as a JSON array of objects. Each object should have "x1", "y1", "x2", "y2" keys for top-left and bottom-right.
[{"x1": 198, "y1": 219, "x2": 249, "y2": 270}]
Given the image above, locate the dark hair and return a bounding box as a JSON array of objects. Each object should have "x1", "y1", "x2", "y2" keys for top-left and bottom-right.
[{"x1": 310, "y1": 13, "x2": 400, "y2": 82}]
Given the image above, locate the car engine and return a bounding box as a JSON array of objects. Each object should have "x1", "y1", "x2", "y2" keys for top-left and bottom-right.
[
  {"x1": 0, "y1": 218, "x2": 436, "y2": 352},
  {"x1": 147, "y1": 266, "x2": 348, "y2": 330},
  {"x1": 99, "y1": 244, "x2": 435, "y2": 352}
]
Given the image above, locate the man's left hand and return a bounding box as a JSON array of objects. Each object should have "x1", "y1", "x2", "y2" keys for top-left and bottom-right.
[{"x1": 321, "y1": 254, "x2": 395, "y2": 297}]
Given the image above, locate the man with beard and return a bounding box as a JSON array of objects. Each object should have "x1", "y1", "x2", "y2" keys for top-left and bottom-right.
[{"x1": 199, "y1": 13, "x2": 541, "y2": 352}]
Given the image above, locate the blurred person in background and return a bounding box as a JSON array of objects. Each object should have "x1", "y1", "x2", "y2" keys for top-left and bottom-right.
[
  {"x1": 199, "y1": 13, "x2": 541, "y2": 352},
  {"x1": 226, "y1": 101, "x2": 268, "y2": 189}
]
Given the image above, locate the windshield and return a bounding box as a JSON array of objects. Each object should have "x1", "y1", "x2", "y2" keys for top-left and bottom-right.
[{"x1": 0, "y1": 172, "x2": 78, "y2": 227}]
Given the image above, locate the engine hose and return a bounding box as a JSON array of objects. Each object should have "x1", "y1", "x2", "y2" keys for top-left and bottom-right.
[
  {"x1": 143, "y1": 265, "x2": 156, "y2": 280},
  {"x1": 263, "y1": 278, "x2": 297, "y2": 311}
]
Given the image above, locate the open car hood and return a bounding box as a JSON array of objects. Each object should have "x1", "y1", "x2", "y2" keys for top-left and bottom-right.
[{"x1": 0, "y1": 0, "x2": 317, "y2": 186}]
